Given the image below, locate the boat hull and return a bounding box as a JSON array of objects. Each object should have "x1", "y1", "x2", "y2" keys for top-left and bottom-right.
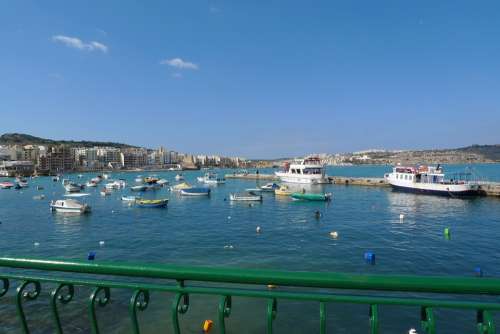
[
  {"x1": 291, "y1": 193, "x2": 332, "y2": 201},
  {"x1": 390, "y1": 184, "x2": 479, "y2": 197},
  {"x1": 275, "y1": 172, "x2": 330, "y2": 184}
]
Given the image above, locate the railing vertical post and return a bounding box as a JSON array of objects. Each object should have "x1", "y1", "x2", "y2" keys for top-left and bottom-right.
[
  {"x1": 218, "y1": 295, "x2": 232, "y2": 334},
  {"x1": 172, "y1": 280, "x2": 189, "y2": 334},
  {"x1": 267, "y1": 298, "x2": 277, "y2": 334},
  {"x1": 420, "y1": 306, "x2": 436, "y2": 334},
  {"x1": 369, "y1": 304, "x2": 379, "y2": 334},
  {"x1": 319, "y1": 302, "x2": 326, "y2": 334}
]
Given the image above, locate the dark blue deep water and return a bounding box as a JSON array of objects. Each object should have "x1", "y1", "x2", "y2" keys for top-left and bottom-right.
[{"x1": 0, "y1": 164, "x2": 499, "y2": 333}]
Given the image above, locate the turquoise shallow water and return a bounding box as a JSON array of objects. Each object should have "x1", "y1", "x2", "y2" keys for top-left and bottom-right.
[{"x1": 0, "y1": 164, "x2": 499, "y2": 333}]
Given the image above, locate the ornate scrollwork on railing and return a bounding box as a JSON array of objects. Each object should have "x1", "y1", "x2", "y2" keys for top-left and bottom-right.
[
  {"x1": 50, "y1": 283, "x2": 75, "y2": 334},
  {"x1": 172, "y1": 280, "x2": 190, "y2": 334},
  {"x1": 88, "y1": 286, "x2": 111, "y2": 334},
  {"x1": 129, "y1": 289, "x2": 150, "y2": 334},
  {"x1": 266, "y1": 298, "x2": 277, "y2": 334},
  {"x1": 0, "y1": 277, "x2": 9, "y2": 297},
  {"x1": 476, "y1": 310, "x2": 495, "y2": 334},
  {"x1": 218, "y1": 295, "x2": 232, "y2": 334},
  {"x1": 16, "y1": 280, "x2": 41, "y2": 334}
]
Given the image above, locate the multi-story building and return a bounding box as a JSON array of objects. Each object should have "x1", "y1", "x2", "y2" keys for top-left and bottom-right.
[
  {"x1": 38, "y1": 146, "x2": 74, "y2": 174},
  {"x1": 120, "y1": 149, "x2": 148, "y2": 169}
]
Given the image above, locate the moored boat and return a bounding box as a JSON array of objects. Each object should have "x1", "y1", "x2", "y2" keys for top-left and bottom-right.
[
  {"x1": 197, "y1": 172, "x2": 226, "y2": 185},
  {"x1": 131, "y1": 185, "x2": 148, "y2": 192},
  {"x1": 136, "y1": 198, "x2": 168, "y2": 208},
  {"x1": 0, "y1": 181, "x2": 14, "y2": 189},
  {"x1": 175, "y1": 174, "x2": 184, "y2": 181},
  {"x1": 275, "y1": 185, "x2": 292, "y2": 196},
  {"x1": 50, "y1": 199, "x2": 91, "y2": 213},
  {"x1": 384, "y1": 164, "x2": 480, "y2": 197},
  {"x1": 86, "y1": 181, "x2": 98, "y2": 187},
  {"x1": 291, "y1": 192, "x2": 332, "y2": 201},
  {"x1": 275, "y1": 156, "x2": 330, "y2": 184},
  {"x1": 180, "y1": 187, "x2": 211, "y2": 196},
  {"x1": 65, "y1": 183, "x2": 82, "y2": 193},
  {"x1": 260, "y1": 183, "x2": 280, "y2": 192},
  {"x1": 121, "y1": 195, "x2": 139, "y2": 202},
  {"x1": 229, "y1": 193, "x2": 263, "y2": 201},
  {"x1": 170, "y1": 182, "x2": 192, "y2": 191},
  {"x1": 100, "y1": 188, "x2": 111, "y2": 196},
  {"x1": 157, "y1": 179, "x2": 169, "y2": 186}
]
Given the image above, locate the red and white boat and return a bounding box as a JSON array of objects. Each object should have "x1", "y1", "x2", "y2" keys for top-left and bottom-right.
[{"x1": 0, "y1": 181, "x2": 15, "y2": 189}]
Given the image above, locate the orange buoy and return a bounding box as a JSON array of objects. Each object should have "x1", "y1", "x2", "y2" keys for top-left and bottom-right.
[{"x1": 203, "y1": 319, "x2": 213, "y2": 333}]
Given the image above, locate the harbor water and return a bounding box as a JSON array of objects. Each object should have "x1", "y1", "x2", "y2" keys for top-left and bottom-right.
[{"x1": 1, "y1": 164, "x2": 500, "y2": 333}]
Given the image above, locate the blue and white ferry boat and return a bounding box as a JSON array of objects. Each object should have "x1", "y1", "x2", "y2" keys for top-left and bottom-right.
[{"x1": 384, "y1": 164, "x2": 480, "y2": 196}]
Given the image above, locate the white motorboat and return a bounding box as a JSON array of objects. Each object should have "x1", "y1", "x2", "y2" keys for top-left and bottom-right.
[
  {"x1": 157, "y1": 179, "x2": 169, "y2": 186},
  {"x1": 100, "y1": 188, "x2": 111, "y2": 196},
  {"x1": 105, "y1": 180, "x2": 126, "y2": 190},
  {"x1": 50, "y1": 199, "x2": 90, "y2": 214},
  {"x1": 86, "y1": 181, "x2": 98, "y2": 187},
  {"x1": 102, "y1": 173, "x2": 110, "y2": 180},
  {"x1": 175, "y1": 174, "x2": 184, "y2": 181},
  {"x1": 131, "y1": 185, "x2": 148, "y2": 192},
  {"x1": 198, "y1": 172, "x2": 226, "y2": 185},
  {"x1": 384, "y1": 164, "x2": 480, "y2": 197},
  {"x1": 65, "y1": 183, "x2": 82, "y2": 193},
  {"x1": 121, "y1": 195, "x2": 139, "y2": 202},
  {"x1": 135, "y1": 176, "x2": 143, "y2": 183},
  {"x1": 229, "y1": 193, "x2": 263, "y2": 201},
  {"x1": 275, "y1": 157, "x2": 330, "y2": 184},
  {"x1": 260, "y1": 183, "x2": 280, "y2": 192},
  {"x1": 180, "y1": 187, "x2": 210, "y2": 196}
]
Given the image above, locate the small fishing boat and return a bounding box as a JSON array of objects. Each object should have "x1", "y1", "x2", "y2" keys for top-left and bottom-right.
[
  {"x1": 275, "y1": 185, "x2": 292, "y2": 196},
  {"x1": 91, "y1": 176, "x2": 102, "y2": 184},
  {"x1": 131, "y1": 185, "x2": 148, "y2": 192},
  {"x1": 157, "y1": 179, "x2": 169, "y2": 186},
  {"x1": 135, "y1": 176, "x2": 143, "y2": 183},
  {"x1": 100, "y1": 188, "x2": 111, "y2": 196},
  {"x1": 245, "y1": 188, "x2": 262, "y2": 193},
  {"x1": 78, "y1": 174, "x2": 83, "y2": 178},
  {"x1": 170, "y1": 182, "x2": 192, "y2": 191},
  {"x1": 291, "y1": 192, "x2": 332, "y2": 201},
  {"x1": 121, "y1": 195, "x2": 139, "y2": 202},
  {"x1": 144, "y1": 177, "x2": 159, "y2": 184},
  {"x1": 86, "y1": 181, "x2": 98, "y2": 187},
  {"x1": 0, "y1": 181, "x2": 14, "y2": 189},
  {"x1": 146, "y1": 183, "x2": 161, "y2": 191},
  {"x1": 260, "y1": 183, "x2": 280, "y2": 192},
  {"x1": 65, "y1": 183, "x2": 82, "y2": 193},
  {"x1": 102, "y1": 173, "x2": 110, "y2": 180},
  {"x1": 229, "y1": 193, "x2": 263, "y2": 201},
  {"x1": 33, "y1": 194, "x2": 45, "y2": 200},
  {"x1": 180, "y1": 187, "x2": 211, "y2": 196},
  {"x1": 50, "y1": 199, "x2": 91, "y2": 214},
  {"x1": 64, "y1": 193, "x2": 90, "y2": 198},
  {"x1": 36, "y1": 186, "x2": 44, "y2": 190},
  {"x1": 175, "y1": 174, "x2": 184, "y2": 181},
  {"x1": 136, "y1": 198, "x2": 168, "y2": 208}
]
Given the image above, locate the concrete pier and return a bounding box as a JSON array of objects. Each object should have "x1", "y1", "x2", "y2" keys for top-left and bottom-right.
[
  {"x1": 479, "y1": 183, "x2": 500, "y2": 197},
  {"x1": 225, "y1": 173, "x2": 279, "y2": 181},
  {"x1": 329, "y1": 177, "x2": 389, "y2": 187}
]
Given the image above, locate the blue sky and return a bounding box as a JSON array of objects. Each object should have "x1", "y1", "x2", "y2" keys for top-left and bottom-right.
[{"x1": 1, "y1": 1, "x2": 499, "y2": 158}]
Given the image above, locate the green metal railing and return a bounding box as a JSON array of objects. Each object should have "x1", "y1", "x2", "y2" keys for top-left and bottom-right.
[{"x1": 0, "y1": 257, "x2": 498, "y2": 333}]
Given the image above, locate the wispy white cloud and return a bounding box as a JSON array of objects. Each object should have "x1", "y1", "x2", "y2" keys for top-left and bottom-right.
[
  {"x1": 52, "y1": 35, "x2": 108, "y2": 53},
  {"x1": 160, "y1": 58, "x2": 198, "y2": 70}
]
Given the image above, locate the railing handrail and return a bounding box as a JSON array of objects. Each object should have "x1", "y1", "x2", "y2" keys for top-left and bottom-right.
[{"x1": 1, "y1": 256, "x2": 499, "y2": 295}]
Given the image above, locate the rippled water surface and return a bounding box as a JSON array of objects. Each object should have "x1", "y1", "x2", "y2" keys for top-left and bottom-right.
[{"x1": 1, "y1": 164, "x2": 499, "y2": 333}]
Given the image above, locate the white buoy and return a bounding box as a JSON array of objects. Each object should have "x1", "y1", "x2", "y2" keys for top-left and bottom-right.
[
  {"x1": 99, "y1": 241, "x2": 105, "y2": 246},
  {"x1": 256, "y1": 226, "x2": 261, "y2": 233},
  {"x1": 34, "y1": 242, "x2": 40, "y2": 247},
  {"x1": 329, "y1": 231, "x2": 338, "y2": 239}
]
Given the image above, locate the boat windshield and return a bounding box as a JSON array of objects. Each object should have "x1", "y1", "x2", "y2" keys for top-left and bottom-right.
[{"x1": 303, "y1": 168, "x2": 322, "y2": 175}]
